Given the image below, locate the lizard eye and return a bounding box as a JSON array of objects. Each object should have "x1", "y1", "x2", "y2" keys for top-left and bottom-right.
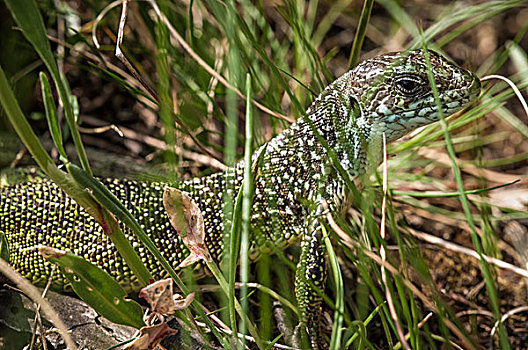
[{"x1": 394, "y1": 75, "x2": 426, "y2": 97}]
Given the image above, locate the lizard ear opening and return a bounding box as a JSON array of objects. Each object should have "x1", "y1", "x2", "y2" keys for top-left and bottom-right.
[
  {"x1": 349, "y1": 95, "x2": 358, "y2": 108},
  {"x1": 349, "y1": 96, "x2": 361, "y2": 123}
]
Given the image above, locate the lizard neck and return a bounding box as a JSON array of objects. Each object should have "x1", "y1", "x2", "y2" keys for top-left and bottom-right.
[
  {"x1": 257, "y1": 88, "x2": 373, "y2": 210},
  {"x1": 300, "y1": 77, "x2": 375, "y2": 183}
]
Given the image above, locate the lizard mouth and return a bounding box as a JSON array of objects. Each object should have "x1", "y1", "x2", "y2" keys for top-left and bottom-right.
[
  {"x1": 377, "y1": 84, "x2": 479, "y2": 142},
  {"x1": 380, "y1": 94, "x2": 476, "y2": 124}
]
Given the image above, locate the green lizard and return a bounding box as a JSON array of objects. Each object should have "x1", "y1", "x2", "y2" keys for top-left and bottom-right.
[{"x1": 0, "y1": 49, "x2": 480, "y2": 348}]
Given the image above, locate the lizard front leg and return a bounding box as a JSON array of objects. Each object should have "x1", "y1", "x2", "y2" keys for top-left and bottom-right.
[{"x1": 294, "y1": 211, "x2": 328, "y2": 349}]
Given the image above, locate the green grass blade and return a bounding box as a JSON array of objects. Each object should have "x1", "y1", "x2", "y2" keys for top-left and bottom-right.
[
  {"x1": 348, "y1": 0, "x2": 374, "y2": 69},
  {"x1": 225, "y1": 5, "x2": 241, "y2": 335},
  {"x1": 226, "y1": 145, "x2": 267, "y2": 348},
  {"x1": 322, "y1": 224, "x2": 344, "y2": 349},
  {"x1": 345, "y1": 303, "x2": 385, "y2": 347},
  {"x1": 39, "y1": 72, "x2": 67, "y2": 161},
  {"x1": 423, "y1": 1, "x2": 523, "y2": 49},
  {"x1": 376, "y1": 0, "x2": 420, "y2": 39},
  {"x1": 276, "y1": 66, "x2": 317, "y2": 97},
  {"x1": 239, "y1": 73, "x2": 254, "y2": 344},
  {"x1": 155, "y1": 4, "x2": 178, "y2": 177},
  {"x1": 4, "y1": 0, "x2": 92, "y2": 173},
  {"x1": 422, "y1": 45, "x2": 511, "y2": 350},
  {"x1": 509, "y1": 42, "x2": 528, "y2": 93},
  {"x1": 312, "y1": 0, "x2": 352, "y2": 48},
  {"x1": 228, "y1": 181, "x2": 243, "y2": 340},
  {"x1": 207, "y1": 0, "x2": 306, "y2": 115},
  {"x1": 392, "y1": 180, "x2": 519, "y2": 198}
]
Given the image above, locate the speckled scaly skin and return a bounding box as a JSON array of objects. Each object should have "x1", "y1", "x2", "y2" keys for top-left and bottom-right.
[{"x1": 0, "y1": 50, "x2": 480, "y2": 348}]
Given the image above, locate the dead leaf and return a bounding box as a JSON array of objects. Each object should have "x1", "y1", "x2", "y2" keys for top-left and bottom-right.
[
  {"x1": 123, "y1": 322, "x2": 177, "y2": 350},
  {"x1": 174, "y1": 292, "x2": 195, "y2": 311},
  {"x1": 37, "y1": 246, "x2": 67, "y2": 259},
  {"x1": 163, "y1": 188, "x2": 212, "y2": 267},
  {"x1": 488, "y1": 187, "x2": 528, "y2": 210},
  {"x1": 139, "y1": 278, "x2": 175, "y2": 315}
]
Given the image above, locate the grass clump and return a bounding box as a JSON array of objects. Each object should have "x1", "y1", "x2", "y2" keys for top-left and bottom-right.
[{"x1": 1, "y1": 0, "x2": 528, "y2": 348}]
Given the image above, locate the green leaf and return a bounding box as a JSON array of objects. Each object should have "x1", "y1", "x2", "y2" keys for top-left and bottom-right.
[
  {"x1": 59, "y1": 72, "x2": 80, "y2": 124},
  {"x1": 39, "y1": 247, "x2": 145, "y2": 329},
  {"x1": 0, "y1": 230, "x2": 10, "y2": 263},
  {"x1": 39, "y1": 72, "x2": 67, "y2": 160}
]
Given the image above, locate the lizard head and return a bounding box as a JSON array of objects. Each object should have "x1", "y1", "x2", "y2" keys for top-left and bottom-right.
[{"x1": 341, "y1": 49, "x2": 481, "y2": 143}]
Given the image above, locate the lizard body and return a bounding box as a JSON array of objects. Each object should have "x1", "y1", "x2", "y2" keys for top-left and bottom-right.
[{"x1": 0, "y1": 50, "x2": 480, "y2": 348}]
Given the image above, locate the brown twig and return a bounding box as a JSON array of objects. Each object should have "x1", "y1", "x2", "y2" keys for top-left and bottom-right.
[
  {"x1": 81, "y1": 115, "x2": 226, "y2": 170},
  {"x1": 29, "y1": 266, "x2": 56, "y2": 350},
  {"x1": 46, "y1": 34, "x2": 157, "y2": 108},
  {"x1": 407, "y1": 227, "x2": 528, "y2": 278},
  {"x1": 78, "y1": 124, "x2": 124, "y2": 136},
  {"x1": 418, "y1": 147, "x2": 528, "y2": 184},
  {"x1": 114, "y1": 0, "x2": 158, "y2": 101}
]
